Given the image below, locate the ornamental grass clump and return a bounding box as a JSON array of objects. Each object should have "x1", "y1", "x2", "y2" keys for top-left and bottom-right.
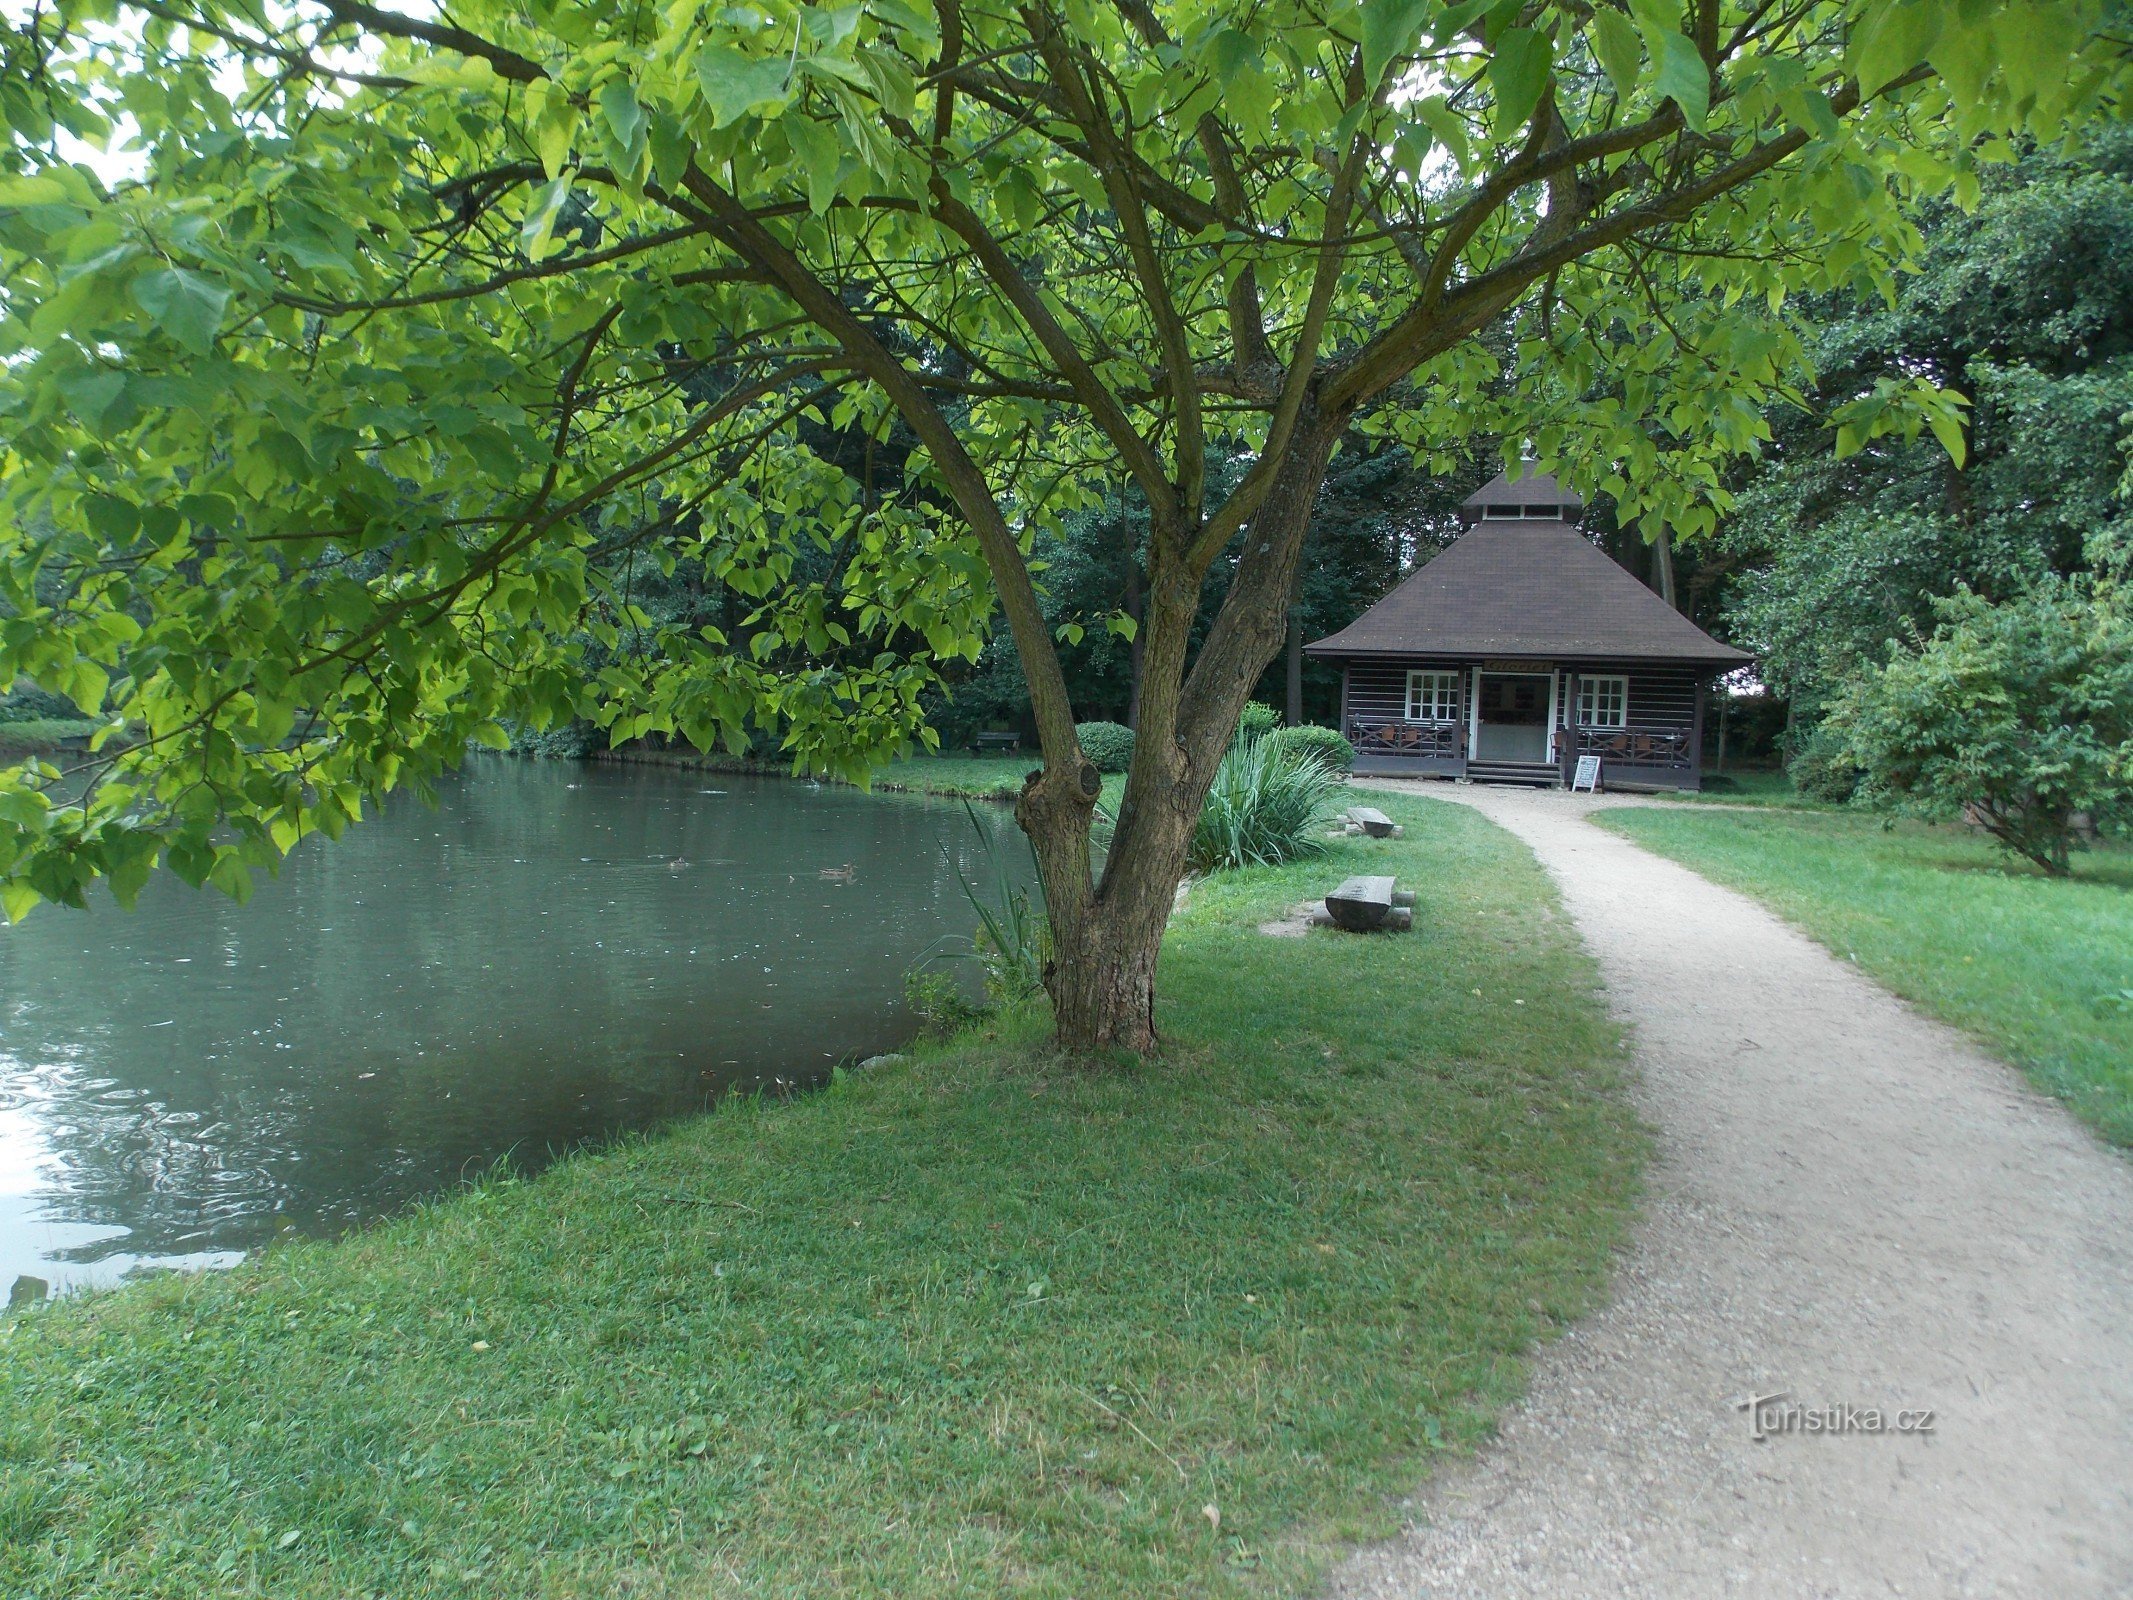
[{"x1": 1190, "y1": 733, "x2": 1346, "y2": 872}]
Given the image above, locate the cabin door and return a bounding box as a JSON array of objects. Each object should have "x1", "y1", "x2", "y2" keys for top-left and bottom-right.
[{"x1": 1470, "y1": 672, "x2": 1553, "y2": 763}]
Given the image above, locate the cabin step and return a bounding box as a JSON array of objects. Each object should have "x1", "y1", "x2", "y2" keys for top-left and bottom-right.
[{"x1": 1465, "y1": 760, "x2": 1560, "y2": 788}]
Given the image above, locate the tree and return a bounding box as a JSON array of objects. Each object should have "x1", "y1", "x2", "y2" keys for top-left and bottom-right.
[
  {"x1": 1826, "y1": 582, "x2": 2133, "y2": 874},
  {"x1": 0, "y1": 1, "x2": 2124, "y2": 1051},
  {"x1": 1716, "y1": 130, "x2": 2133, "y2": 730}
]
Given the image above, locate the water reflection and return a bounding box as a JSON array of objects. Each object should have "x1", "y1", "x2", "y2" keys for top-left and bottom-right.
[{"x1": 0, "y1": 759, "x2": 1029, "y2": 1291}]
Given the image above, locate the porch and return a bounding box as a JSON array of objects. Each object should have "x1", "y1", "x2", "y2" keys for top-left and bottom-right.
[{"x1": 1339, "y1": 660, "x2": 1708, "y2": 791}]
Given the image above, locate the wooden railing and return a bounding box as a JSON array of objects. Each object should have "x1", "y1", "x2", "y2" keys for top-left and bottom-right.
[
  {"x1": 1574, "y1": 723, "x2": 1692, "y2": 768},
  {"x1": 1348, "y1": 719, "x2": 1461, "y2": 759}
]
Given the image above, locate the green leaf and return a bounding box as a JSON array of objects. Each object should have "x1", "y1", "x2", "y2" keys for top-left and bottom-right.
[
  {"x1": 526, "y1": 79, "x2": 579, "y2": 180},
  {"x1": 598, "y1": 78, "x2": 649, "y2": 173},
  {"x1": 521, "y1": 174, "x2": 573, "y2": 261},
  {"x1": 0, "y1": 174, "x2": 68, "y2": 207},
  {"x1": 1647, "y1": 28, "x2": 1710, "y2": 130},
  {"x1": 697, "y1": 46, "x2": 793, "y2": 128},
  {"x1": 1926, "y1": 407, "x2": 1967, "y2": 468},
  {"x1": 1, "y1": 881, "x2": 39, "y2": 925},
  {"x1": 1204, "y1": 27, "x2": 1261, "y2": 87},
  {"x1": 1590, "y1": 7, "x2": 1643, "y2": 99},
  {"x1": 1850, "y1": 0, "x2": 1944, "y2": 99},
  {"x1": 1361, "y1": 0, "x2": 1437, "y2": 91},
  {"x1": 1488, "y1": 28, "x2": 1552, "y2": 142},
  {"x1": 647, "y1": 110, "x2": 692, "y2": 189},
  {"x1": 788, "y1": 118, "x2": 843, "y2": 214},
  {"x1": 1412, "y1": 95, "x2": 1471, "y2": 167},
  {"x1": 131, "y1": 267, "x2": 230, "y2": 356}
]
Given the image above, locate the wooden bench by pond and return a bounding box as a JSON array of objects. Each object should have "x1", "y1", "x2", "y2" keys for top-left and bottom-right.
[
  {"x1": 969, "y1": 731, "x2": 1022, "y2": 755},
  {"x1": 1325, "y1": 875, "x2": 1415, "y2": 932}
]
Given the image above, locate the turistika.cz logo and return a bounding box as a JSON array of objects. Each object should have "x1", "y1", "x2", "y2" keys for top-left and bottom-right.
[{"x1": 1736, "y1": 1392, "x2": 1937, "y2": 1442}]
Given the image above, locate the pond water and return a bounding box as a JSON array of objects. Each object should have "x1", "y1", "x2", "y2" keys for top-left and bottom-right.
[{"x1": 0, "y1": 758, "x2": 1033, "y2": 1293}]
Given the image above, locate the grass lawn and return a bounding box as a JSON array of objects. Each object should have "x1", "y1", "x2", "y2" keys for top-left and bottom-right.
[
  {"x1": 1671, "y1": 768, "x2": 1819, "y2": 808},
  {"x1": 0, "y1": 794, "x2": 1638, "y2": 1599},
  {"x1": 1596, "y1": 806, "x2": 2133, "y2": 1148}
]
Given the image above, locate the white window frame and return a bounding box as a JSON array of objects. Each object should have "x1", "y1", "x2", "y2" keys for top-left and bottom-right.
[
  {"x1": 1578, "y1": 674, "x2": 1628, "y2": 729},
  {"x1": 1405, "y1": 669, "x2": 1459, "y2": 724}
]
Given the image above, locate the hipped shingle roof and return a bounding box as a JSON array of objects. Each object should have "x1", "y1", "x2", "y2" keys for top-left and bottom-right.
[{"x1": 1305, "y1": 520, "x2": 1752, "y2": 667}]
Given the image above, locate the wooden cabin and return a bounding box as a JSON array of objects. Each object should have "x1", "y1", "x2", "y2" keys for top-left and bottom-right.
[{"x1": 1304, "y1": 469, "x2": 1751, "y2": 790}]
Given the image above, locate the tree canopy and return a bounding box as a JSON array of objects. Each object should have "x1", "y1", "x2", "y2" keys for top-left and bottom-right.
[
  {"x1": 2, "y1": 0, "x2": 2126, "y2": 1043},
  {"x1": 1714, "y1": 128, "x2": 2133, "y2": 733}
]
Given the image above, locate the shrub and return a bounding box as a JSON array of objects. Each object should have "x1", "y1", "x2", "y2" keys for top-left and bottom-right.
[
  {"x1": 0, "y1": 685, "x2": 81, "y2": 725},
  {"x1": 1190, "y1": 734, "x2": 1346, "y2": 871},
  {"x1": 902, "y1": 968, "x2": 987, "y2": 1036},
  {"x1": 1825, "y1": 581, "x2": 2133, "y2": 874},
  {"x1": 509, "y1": 719, "x2": 603, "y2": 758},
  {"x1": 1235, "y1": 700, "x2": 1280, "y2": 743},
  {"x1": 1785, "y1": 723, "x2": 1864, "y2": 804},
  {"x1": 1266, "y1": 724, "x2": 1355, "y2": 773},
  {"x1": 1076, "y1": 720, "x2": 1135, "y2": 773}
]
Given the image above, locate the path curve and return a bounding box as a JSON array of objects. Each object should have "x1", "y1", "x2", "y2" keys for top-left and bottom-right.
[{"x1": 1330, "y1": 782, "x2": 2133, "y2": 1600}]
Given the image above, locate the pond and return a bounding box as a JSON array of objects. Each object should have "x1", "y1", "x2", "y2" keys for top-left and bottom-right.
[{"x1": 0, "y1": 758, "x2": 1035, "y2": 1293}]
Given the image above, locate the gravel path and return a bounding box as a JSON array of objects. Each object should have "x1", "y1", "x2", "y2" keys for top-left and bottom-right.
[{"x1": 1330, "y1": 782, "x2": 2133, "y2": 1600}]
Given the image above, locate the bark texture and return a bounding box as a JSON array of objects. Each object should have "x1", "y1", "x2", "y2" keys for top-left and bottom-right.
[{"x1": 1021, "y1": 414, "x2": 1345, "y2": 1054}]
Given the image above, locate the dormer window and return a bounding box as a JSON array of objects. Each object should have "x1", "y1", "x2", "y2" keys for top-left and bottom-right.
[
  {"x1": 1522, "y1": 504, "x2": 1559, "y2": 519},
  {"x1": 1482, "y1": 503, "x2": 1522, "y2": 519}
]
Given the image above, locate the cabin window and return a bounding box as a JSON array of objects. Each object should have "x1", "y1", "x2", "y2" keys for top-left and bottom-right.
[
  {"x1": 1578, "y1": 674, "x2": 1628, "y2": 728},
  {"x1": 1405, "y1": 670, "x2": 1460, "y2": 723}
]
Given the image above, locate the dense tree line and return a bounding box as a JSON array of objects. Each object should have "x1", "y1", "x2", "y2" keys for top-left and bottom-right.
[{"x1": 1700, "y1": 129, "x2": 2133, "y2": 788}]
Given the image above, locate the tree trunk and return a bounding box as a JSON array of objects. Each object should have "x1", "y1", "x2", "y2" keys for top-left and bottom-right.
[
  {"x1": 1037, "y1": 795, "x2": 1191, "y2": 1053},
  {"x1": 1021, "y1": 413, "x2": 1345, "y2": 1055},
  {"x1": 1124, "y1": 558, "x2": 1145, "y2": 730},
  {"x1": 1285, "y1": 613, "x2": 1303, "y2": 725},
  {"x1": 1651, "y1": 528, "x2": 1679, "y2": 610}
]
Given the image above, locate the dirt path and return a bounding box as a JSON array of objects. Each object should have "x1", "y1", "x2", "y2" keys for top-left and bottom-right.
[{"x1": 1330, "y1": 782, "x2": 2133, "y2": 1600}]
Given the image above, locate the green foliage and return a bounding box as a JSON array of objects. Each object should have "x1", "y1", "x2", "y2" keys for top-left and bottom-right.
[
  {"x1": 1265, "y1": 723, "x2": 1356, "y2": 774},
  {"x1": 1235, "y1": 701, "x2": 1281, "y2": 743},
  {"x1": 1718, "y1": 133, "x2": 2133, "y2": 734},
  {"x1": 0, "y1": 718, "x2": 96, "y2": 752},
  {"x1": 1600, "y1": 806, "x2": 2133, "y2": 1146},
  {"x1": 0, "y1": 0, "x2": 2122, "y2": 919},
  {"x1": 944, "y1": 800, "x2": 1050, "y2": 1004},
  {"x1": 0, "y1": 686, "x2": 80, "y2": 725},
  {"x1": 0, "y1": 796, "x2": 1637, "y2": 1598},
  {"x1": 1075, "y1": 721, "x2": 1135, "y2": 774},
  {"x1": 1824, "y1": 583, "x2": 2133, "y2": 873},
  {"x1": 1190, "y1": 734, "x2": 1345, "y2": 872},
  {"x1": 900, "y1": 966, "x2": 987, "y2": 1037},
  {"x1": 1786, "y1": 723, "x2": 1867, "y2": 804}
]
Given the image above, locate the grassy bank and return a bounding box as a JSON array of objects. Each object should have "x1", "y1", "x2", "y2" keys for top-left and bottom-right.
[
  {"x1": 1597, "y1": 806, "x2": 2133, "y2": 1147},
  {"x1": 0, "y1": 717, "x2": 98, "y2": 754},
  {"x1": 0, "y1": 794, "x2": 1638, "y2": 1598},
  {"x1": 596, "y1": 748, "x2": 1126, "y2": 810}
]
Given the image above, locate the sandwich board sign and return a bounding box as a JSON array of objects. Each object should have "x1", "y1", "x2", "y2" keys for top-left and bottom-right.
[{"x1": 1571, "y1": 755, "x2": 1602, "y2": 793}]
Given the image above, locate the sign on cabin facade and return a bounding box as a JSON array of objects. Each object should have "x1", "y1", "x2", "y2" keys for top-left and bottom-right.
[{"x1": 1304, "y1": 468, "x2": 1752, "y2": 790}]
